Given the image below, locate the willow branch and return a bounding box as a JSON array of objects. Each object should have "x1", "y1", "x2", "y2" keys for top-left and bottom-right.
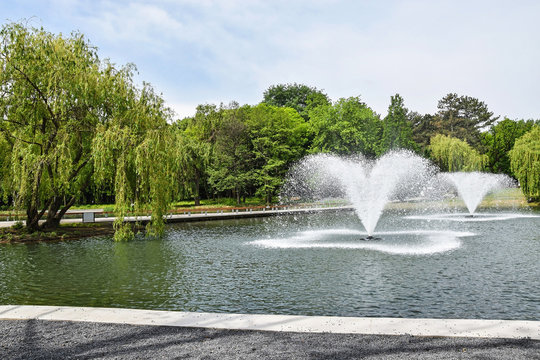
[{"x1": 9, "y1": 63, "x2": 59, "y2": 129}]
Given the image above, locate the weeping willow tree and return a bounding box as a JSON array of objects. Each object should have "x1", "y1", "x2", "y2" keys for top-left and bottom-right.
[
  {"x1": 0, "y1": 22, "x2": 180, "y2": 238},
  {"x1": 509, "y1": 126, "x2": 540, "y2": 202},
  {"x1": 0, "y1": 22, "x2": 110, "y2": 231},
  {"x1": 92, "y1": 83, "x2": 179, "y2": 241},
  {"x1": 429, "y1": 134, "x2": 487, "y2": 171},
  {"x1": 0, "y1": 133, "x2": 11, "y2": 205}
]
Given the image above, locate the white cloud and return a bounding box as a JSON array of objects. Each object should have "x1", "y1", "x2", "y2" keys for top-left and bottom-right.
[{"x1": 4, "y1": 0, "x2": 540, "y2": 119}]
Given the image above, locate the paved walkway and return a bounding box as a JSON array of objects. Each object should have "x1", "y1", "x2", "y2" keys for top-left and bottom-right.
[
  {"x1": 1, "y1": 306, "x2": 538, "y2": 359},
  {"x1": 0, "y1": 206, "x2": 353, "y2": 228}
]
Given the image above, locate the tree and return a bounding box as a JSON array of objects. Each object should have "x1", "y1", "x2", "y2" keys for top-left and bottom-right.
[
  {"x1": 509, "y1": 126, "x2": 540, "y2": 202},
  {"x1": 309, "y1": 97, "x2": 382, "y2": 156},
  {"x1": 381, "y1": 94, "x2": 417, "y2": 153},
  {"x1": 429, "y1": 134, "x2": 487, "y2": 172},
  {"x1": 0, "y1": 23, "x2": 178, "y2": 238},
  {"x1": 246, "y1": 104, "x2": 310, "y2": 204},
  {"x1": 482, "y1": 118, "x2": 535, "y2": 176},
  {"x1": 175, "y1": 132, "x2": 210, "y2": 206},
  {"x1": 262, "y1": 83, "x2": 330, "y2": 121},
  {"x1": 206, "y1": 106, "x2": 254, "y2": 204},
  {"x1": 0, "y1": 132, "x2": 10, "y2": 198},
  {"x1": 433, "y1": 93, "x2": 498, "y2": 149},
  {"x1": 92, "y1": 82, "x2": 179, "y2": 241},
  {"x1": 173, "y1": 103, "x2": 226, "y2": 206},
  {"x1": 407, "y1": 112, "x2": 437, "y2": 155},
  {"x1": 0, "y1": 23, "x2": 109, "y2": 231}
]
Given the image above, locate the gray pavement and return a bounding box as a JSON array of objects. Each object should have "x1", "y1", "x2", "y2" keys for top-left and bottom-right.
[{"x1": 1, "y1": 319, "x2": 539, "y2": 359}]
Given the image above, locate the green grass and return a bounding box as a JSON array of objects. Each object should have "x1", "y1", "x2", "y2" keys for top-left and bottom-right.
[
  {"x1": 70, "y1": 204, "x2": 115, "y2": 212},
  {"x1": 171, "y1": 197, "x2": 274, "y2": 208}
]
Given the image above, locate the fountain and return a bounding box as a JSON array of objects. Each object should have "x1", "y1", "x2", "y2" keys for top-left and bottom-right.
[
  {"x1": 442, "y1": 172, "x2": 514, "y2": 215},
  {"x1": 404, "y1": 171, "x2": 533, "y2": 223},
  {"x1": 282, "y1": 150, "x2": 434, "y2": 238}
]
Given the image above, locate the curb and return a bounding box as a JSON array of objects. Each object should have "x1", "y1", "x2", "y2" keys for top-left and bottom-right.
[{"x1": 1, "y1": 305, "x2": 538, "y2": 340}]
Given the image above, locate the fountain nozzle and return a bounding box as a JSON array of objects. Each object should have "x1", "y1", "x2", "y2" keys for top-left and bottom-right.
[{"x1": 361, "y1": 235, "x2": 382, "y2": 241}]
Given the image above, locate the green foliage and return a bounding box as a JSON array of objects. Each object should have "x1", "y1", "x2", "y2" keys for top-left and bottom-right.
[
  {"x1": 175, "y1": 130, "x2": 211, "y2": 206},
  {"x1": 93, "y1": 85, "x2": 177, "y2": 241},
  {"x1": 509, "y1": 126, "x2": 540, "y2": 202},
  {"x1": 381, "y1": 94, "x2": 417, "y2": 153},
  {"x1": 246, "y1": 104, "x2": 310, "y2": 203},
  {"x1": 407, "y1": 112, "x2": 436, "y2": 155},
  {"x1": 188, "y1": 103, "x2": 310, "y2": 204},
  {"x1": 262, "y1": 83, "x2": 330, "y2": 121},
  {"x1": 309, "y1": 97, "x2": 382, "y2": 156},
  {"x1": 0, "y1": 22, "x2": 109, "y2": 231},
  {"x1": 433, "y1": 93, "x2": 498, "y2": 150},
  {"x1": 0, "y1": 133, "x2": 10, "y2": 202},
  {"x1": 206, "y1": 105, "x2": 253, "y2": 204},
  {"x1": 0, "y1": 22, "x2": 179, "y2": 239},
  {"x1": 11, "y1": 221, "x2": 24, "y2": 230},
  {"x1": 429, "y1": 134, "x2": 487, "y2": 171},
  {"x1": 482, "y1": 118, "x2": 535, "y2": 176}
]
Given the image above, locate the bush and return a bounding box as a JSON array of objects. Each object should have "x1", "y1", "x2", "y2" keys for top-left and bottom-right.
[{"x1": 11, "y1": 221, "x2": 24, "y2": 230}]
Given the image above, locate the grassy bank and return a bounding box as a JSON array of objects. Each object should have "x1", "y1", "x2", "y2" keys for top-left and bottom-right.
[{"x1": 0, "y1": 223, "x2": 116, "y2": 244}]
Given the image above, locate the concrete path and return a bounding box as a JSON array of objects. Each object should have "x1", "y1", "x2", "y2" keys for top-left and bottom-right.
[
  {"x1": 1, "y1": 306, "x2": 539, "y2": 359},
  {"x1": 0, "y1": 206, "x2": 353, "y2": 228}
]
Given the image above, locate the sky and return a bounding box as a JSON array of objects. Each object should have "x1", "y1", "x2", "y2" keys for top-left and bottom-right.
[{"x1": 1, "y1": 0, "x2": 540, "y2": 120}]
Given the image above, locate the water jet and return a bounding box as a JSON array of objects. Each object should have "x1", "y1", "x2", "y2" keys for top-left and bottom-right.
[
  {"x1": 442, "y1": 172, "x2": 514, "y2": 215},
  {"x1": 282, "y1": 150, "x2": 434, "y2": 237}
]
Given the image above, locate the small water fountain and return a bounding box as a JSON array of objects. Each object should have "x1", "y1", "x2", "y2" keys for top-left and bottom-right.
[
  {"x1": 282, "y1": 150, "x2": 434, "y2": 238},
  {"x1": 442, "y1": 172, "x2": 513, "y2": 215},
  {"x1": 405, "y1": 171, "x2": 530, "y2": 222}
]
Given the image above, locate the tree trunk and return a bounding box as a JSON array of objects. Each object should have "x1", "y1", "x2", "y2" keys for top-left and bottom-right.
[
  {"x1": 26, "y1": 206, "x2": 40, "y2": 232},
  {"x1": 194, "y1": 173, "x2": 201, "y2": 207},
  {"x1": 40, "y1": 196, "x2": 62, "y2": 229}
]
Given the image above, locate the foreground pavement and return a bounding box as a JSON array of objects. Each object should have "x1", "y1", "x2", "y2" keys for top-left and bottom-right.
[
  {"x1": 0, "y1": 306, "x2": 539, "y2": 359},
  {"x1": 1, "y1": 319, "x2": 539, "y2": 359}
]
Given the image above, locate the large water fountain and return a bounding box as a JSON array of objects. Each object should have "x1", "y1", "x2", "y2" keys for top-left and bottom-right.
[{"x1": 282, "y1": 150, "x2": 434, "y2": 237}]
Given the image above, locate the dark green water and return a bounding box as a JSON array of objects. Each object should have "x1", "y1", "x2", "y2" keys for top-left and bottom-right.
[{"x1": 1, "y1": 210, "x2": 539, "y2": 320}]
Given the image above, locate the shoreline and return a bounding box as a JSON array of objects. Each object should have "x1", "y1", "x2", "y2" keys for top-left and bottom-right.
[
  {"x1": 1, "y1": 201, "x2": 539, "y2": 243},
  {"x1": 0, "y1": 206, "x2": 351, "y2": 243}
]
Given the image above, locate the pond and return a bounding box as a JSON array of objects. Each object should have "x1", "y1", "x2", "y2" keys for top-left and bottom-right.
[{"x1": 1, "y1": 210, "x2": 539, "y2": 320}]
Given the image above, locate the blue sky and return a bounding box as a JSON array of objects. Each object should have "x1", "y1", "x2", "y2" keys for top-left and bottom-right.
[{"x1": 1, "y1": 0, "x2": 539, "y2": 120}]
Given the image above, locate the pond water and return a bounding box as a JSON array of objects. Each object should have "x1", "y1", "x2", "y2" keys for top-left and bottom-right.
[{"x1": 1, "y1": 210, "x2": 539, "y2": 320}]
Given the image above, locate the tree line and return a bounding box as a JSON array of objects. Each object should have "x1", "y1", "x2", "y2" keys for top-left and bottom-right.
[{"x1": 1, "y1": 23, "x2": 539, "y2": 239}]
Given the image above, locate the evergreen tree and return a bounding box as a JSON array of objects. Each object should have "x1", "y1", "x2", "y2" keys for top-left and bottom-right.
[{"x1": 433, "y1": 93, "x2": 498, "y2": 150}]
